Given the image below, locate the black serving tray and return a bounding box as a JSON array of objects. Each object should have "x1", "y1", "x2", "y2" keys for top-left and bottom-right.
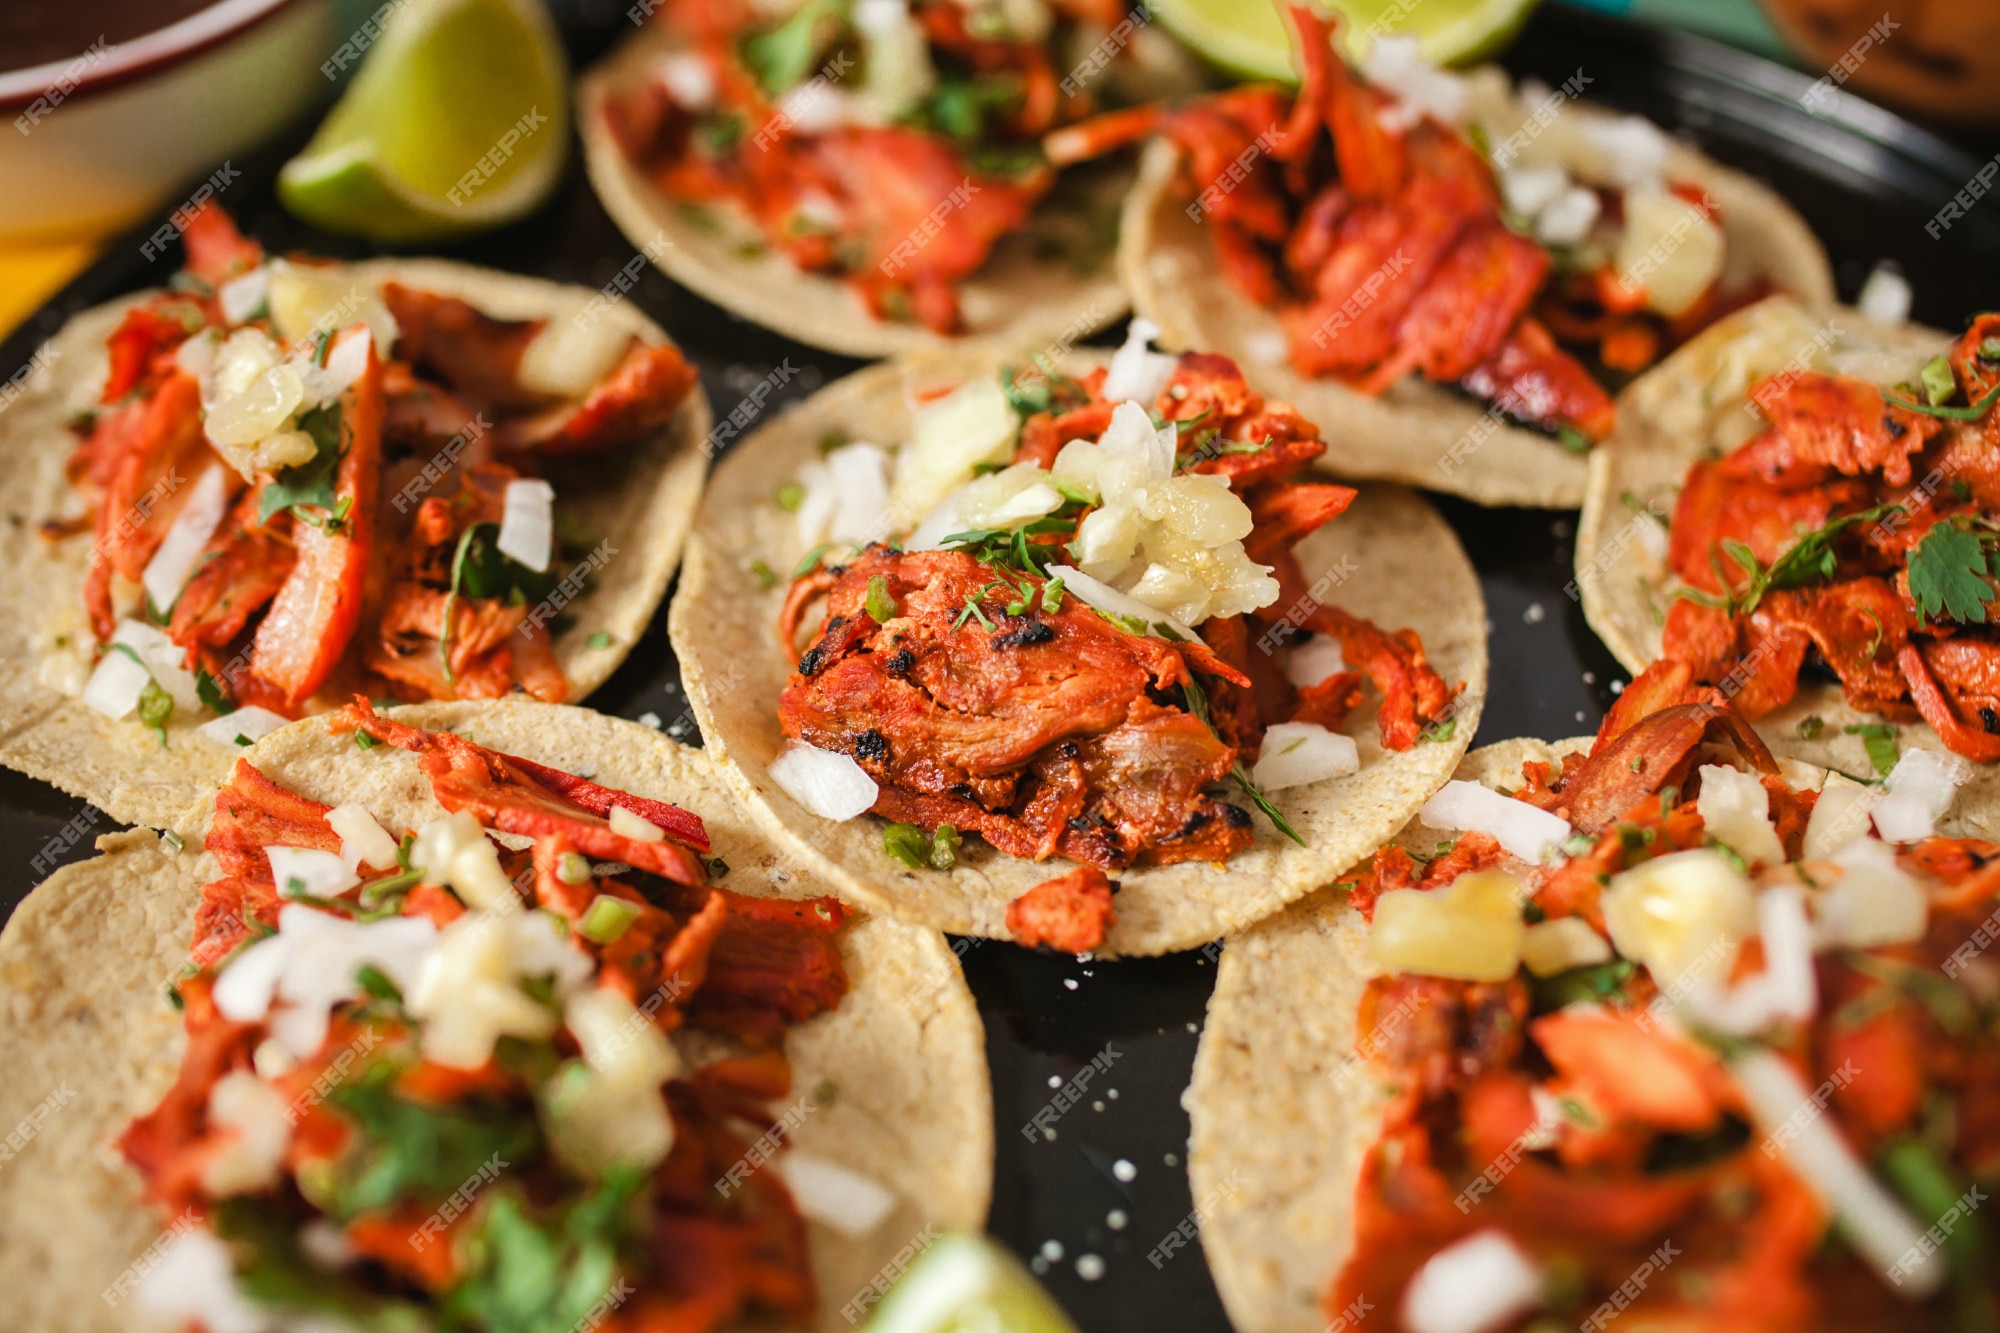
[{"x1": 3, "y1": 5, "x2": 1996, "y2": 1328}]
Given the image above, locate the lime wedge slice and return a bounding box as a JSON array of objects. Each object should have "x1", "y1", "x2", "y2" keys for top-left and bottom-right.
[
  {"x1": 859, "y1": 1234, "x2": 1080, "y2": 1333},
  {"x1": 277, "y1": 0, "x2": 569, "y2": 243},
  {"x1": 1149, "y1": 0, "x2": 1540, "y2": 79}
]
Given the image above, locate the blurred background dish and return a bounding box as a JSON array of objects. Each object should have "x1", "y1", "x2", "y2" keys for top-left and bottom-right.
[
  {"x1": 1759, "y1": 0, "x2": 2000, "y2": 126},
  {"x1": 0, "y1": 0, "x2": 336, "y2": 241}
]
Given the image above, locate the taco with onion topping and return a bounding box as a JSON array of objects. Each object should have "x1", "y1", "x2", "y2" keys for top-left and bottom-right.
[
  {"x1": 578, "y1": 0, "x2": 1207, "y2": 357},
  {"x1": 671, "y1": 326, "x2": 1487, "y2": 955},
  {"x1": 1190, "y1": 695, "x2": 2000, "y2": 1332},
  {"x1": 1054, "y1": 6, "x2": 1833, "y2": 507},
  {"x1": 0, "y1": 699, "x2": 991, "y2": 1333},
  {"x1": 0, "y1": 203, "x2": 710, "y2": 829},
  {"x1": 1574, "y1": 295, "x2": 2000, "y2": 776}
]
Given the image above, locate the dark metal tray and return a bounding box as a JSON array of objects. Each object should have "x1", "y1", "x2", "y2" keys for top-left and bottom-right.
[{"x1": 3, "y1": 6, "x2": 1995, "y2": 1327}]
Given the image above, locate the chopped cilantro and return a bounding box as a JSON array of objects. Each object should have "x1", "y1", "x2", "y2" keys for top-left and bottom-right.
[
  {"x1": 1920, "y1": 355, "x2": 1958, "y2": 406},
  {"x1": 1419, "y1": 717, "x2": 1456, "y2": 744},
  {"x1": 258, "y1": 404, "x2": 344, "y2": 525},
  {"x1": 1795, "y1": 715, "x2": 1824, "y2": 741},
  {"x1": 865, "y1": 575, "x2": 897, "y2": 624},
  {"x1": 882, "y1": 822, "x2": 929, "y2": 869},
  {"x1": 1907, "y1": 522, "x2": 1993, "y2": 625},
  {"x1": 749, "y1": 559, "x2": 778, "y2": 590},
  {"x1": 739, "y1": 0, "x2": 844, "y2": 94},
  {"x1": 586, "y1": 631, "x2": 612, "y2": 650},
  {"x1": 196, "y1": 668, "x2": 235, "y2": 715},
  {"x1": 354, "y1": 730, "x2": 378, "y2": 750},
  {"x1": 775, "y1": 483, "x2": 806, "y2": 511},
  {"x1": 137, "y1": 678, "x2": 173, "y2": 749},
  {"x1": 792, "y1": 543, "x2": 831, "y2": 579},
  {"x1": 1556, "y1": 424, "x2": 1593, "y2": 454},
  {"x1": 324, "y1": 1065, "x2": 540, "y2": 1220},
  {"x1": 444, "y1": 1168, "x2": 644, "y2": 1333},
  {"x1": 929, "y1": 823, "x2": 961, "y2": 871},
  {"x1": 1679, "y1": 503, "x2": 1901, "y2": 618},
  {"x1": 1884, "y1": 379, "x2": 2000, "y2": 421},
  {"x1": 579, "y1": 895, "x2": 641, "y2": 944},
  {"x1": 1844, "y1": 722, "x2": 1900, "y2": 776}
]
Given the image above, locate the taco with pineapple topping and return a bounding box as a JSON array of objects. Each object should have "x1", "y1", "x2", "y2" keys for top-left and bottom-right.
[
  {"x1": 578, "y1": 0, "x2": 1206, "y2": 357},
  {"x1": 1190, "y1": 695, "x2": 2000, "y2": 1332},
  {"x1": 1574, "y1": 294, "x2": 2000, "y2": 777},
  {"x1": 1056, "y1": 6, "x2": 1833, "y2": 507},
  {"x1": 0, "y1": 699, "x2": 991, "y2": 1333},
  {"x1": 670, "y1": 325, "x2": 1487, "y2": 955},
  {"x1": 0, "y1": 203, "x2": 710, "y2": 829}
]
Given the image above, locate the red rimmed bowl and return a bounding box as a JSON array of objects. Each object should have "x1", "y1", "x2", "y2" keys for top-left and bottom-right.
[{"x1": 0, "y1": 0, "x2": 336, "y2": 242}]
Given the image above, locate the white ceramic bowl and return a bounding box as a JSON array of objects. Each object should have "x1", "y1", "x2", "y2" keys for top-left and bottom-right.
[{"x1": 0, "y1": 0, "x2": 337, "y2": 242}]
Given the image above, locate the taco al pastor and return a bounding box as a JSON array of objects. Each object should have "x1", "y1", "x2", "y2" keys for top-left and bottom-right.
[
  {"x1": 0, "y1": 204, "x2": 710, "y2": 828},
  {"x1": 1061, "y1": 7, "x2": 1833, "y2": 507},
  {"x1": 672, "y1": 328, "x2": 1486, "y2": 954},
  {"x1": 1191, "y1": 696, "x2": 2000, "y2": 1331},
  {"x1": 0, "y1": 699, "x2": 991, "y2": 1333}
]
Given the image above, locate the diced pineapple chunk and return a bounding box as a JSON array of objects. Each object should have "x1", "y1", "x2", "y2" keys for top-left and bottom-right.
[
  {"x1": 1601, "y1": 849, "x2": 1753, "y2": 985},
  {"x1": 1371, "y1": 869, "x2": 1526, "y2": 982},
  {"x1": 1520, "y1": 916, "x2": 1613, "y2": 978}
]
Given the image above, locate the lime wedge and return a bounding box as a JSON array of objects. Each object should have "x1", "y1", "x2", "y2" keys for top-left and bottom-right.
[
  {"x1": 277, "y1": 0, "x2": 569, "y2": 243},
  {"x1": 859, "y1": 1234, "x2": 1080, "y2": 1333},
  {"x1": 1149, "y1": 0, "x2": 1539, "y2": 79}
]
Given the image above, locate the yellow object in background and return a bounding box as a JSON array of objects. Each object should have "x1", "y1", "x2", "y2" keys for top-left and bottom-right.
[{"x1": 0, "y1": 238, "x2": 101, "y2": 343}]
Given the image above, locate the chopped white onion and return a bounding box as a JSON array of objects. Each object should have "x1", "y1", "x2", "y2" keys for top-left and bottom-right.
[
  {"x1": 1872, "y1": 747, "x2": 1974, "y2": 843},
  {"x1": 409, "y1": 811, "x2": 516, "y2": 910},
  {"x1": 409, "y1": 909, "x2": 588, "y2": 1069},
  {"x1": 1685, "y1": 883, "x2": 1818, "y2": 1036},
  {"x1": 319, "y1": 326, "x2": 372, "y2": 396},
  {"x1": 1101, "y1": 318, "x2": 1177, "y2": 405},
  {"x1": 200, "y1": 1072, "x2": 291, "y2": 1196},
  {"x1": 1363, "y1": 35, "x2": 1468, "y2": 130},
  {"x1": 1499, "y1": 164, "x2": 1567, "y2": 218},
  {"x1": 80, "y1": 646, "x2": 151, "y2": 721},
  {"x1": 656, "y1": 50, "x2": 716, "y2": 109},
  {"x1": 1251, "y1": 722, "x2": 1359, "y2": 791},
  {"x1": 1400, "y1": 1229, "x2": 1544, "y2": 1333},
  {"x1": 1815, "y1": 838, "x2": 1928, "y2": 950},
  {"x1": 1284, "y1": 633, "x2": 1347, "y2": 688},
  {"x1": 1041, "y1": 563, "x2": 1196, "y2": 641},
  {"x1": 1534, "y1": 185, "x2": 1600, "y2": 246},
  {"x1": 608, "y1": 805, "x2": 666, "y2": 842},
  {"x1": 213, "y1": 904, "x2": 439, "y2": 1059},
  {"x1": 326, "y1": 804, "x2": 401, "y2": 874},
  {"x1": 769, "y1": 742, "x2": 879, "y2": 821},
  {"x1": 217, "y1": 267, "x2": 269, "y2": 326},
  {"x1": 113, "y1": 618, "x2": 201, "y2": 712},
  {"x1": 1419, "y1": 780, "x2": 1572, "y2": 863},
  {"x1": 197, "y1": 705, "x2": 290, "y2": 748},
  {"x1": 1857, "y1": 263, "x2": 1913, "y2": 325},
  {"x1": 142, "y1": 465, "x2": 231, "y2": 616},
  {"x1": 1579, "y1": 114, "x2": 1671, "y2": 190},
  {"x1": 796, "y1": 441, "x2": 893, "y2": 551},
  {"x1": 497, "y1": 478, "x2": 555, "y2": 574},
  {"x1": 1695, "y1": 763, "x2": 1785, "y2": 867},
  {"x1": 136, "y1": 1228, "x2": 268, "y2": 1333},
  {"x1": 777, "y1": 1151, "x2": 899, "y2": 1239},
  {"x1": 1732, "y1": 1048, "x2": 1946, "y2": 1297},
  {"x1": 266, "y1": 846, "x2": 360, "y2": 901},
  {"x1": 174, "y1": 329, "x2": 220, "y2": 377},
  {"x1": 1804, "y1": 773, "x2": 1877, "y2": 859}
]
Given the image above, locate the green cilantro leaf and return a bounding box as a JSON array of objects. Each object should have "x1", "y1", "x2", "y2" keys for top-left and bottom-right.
[
  {"x1": 1844, "y1": 722, "x2": 1900, "y2": 777},
  {"x1": 1907, "y1": 522, "x2": 1992, "y2": 626}
]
